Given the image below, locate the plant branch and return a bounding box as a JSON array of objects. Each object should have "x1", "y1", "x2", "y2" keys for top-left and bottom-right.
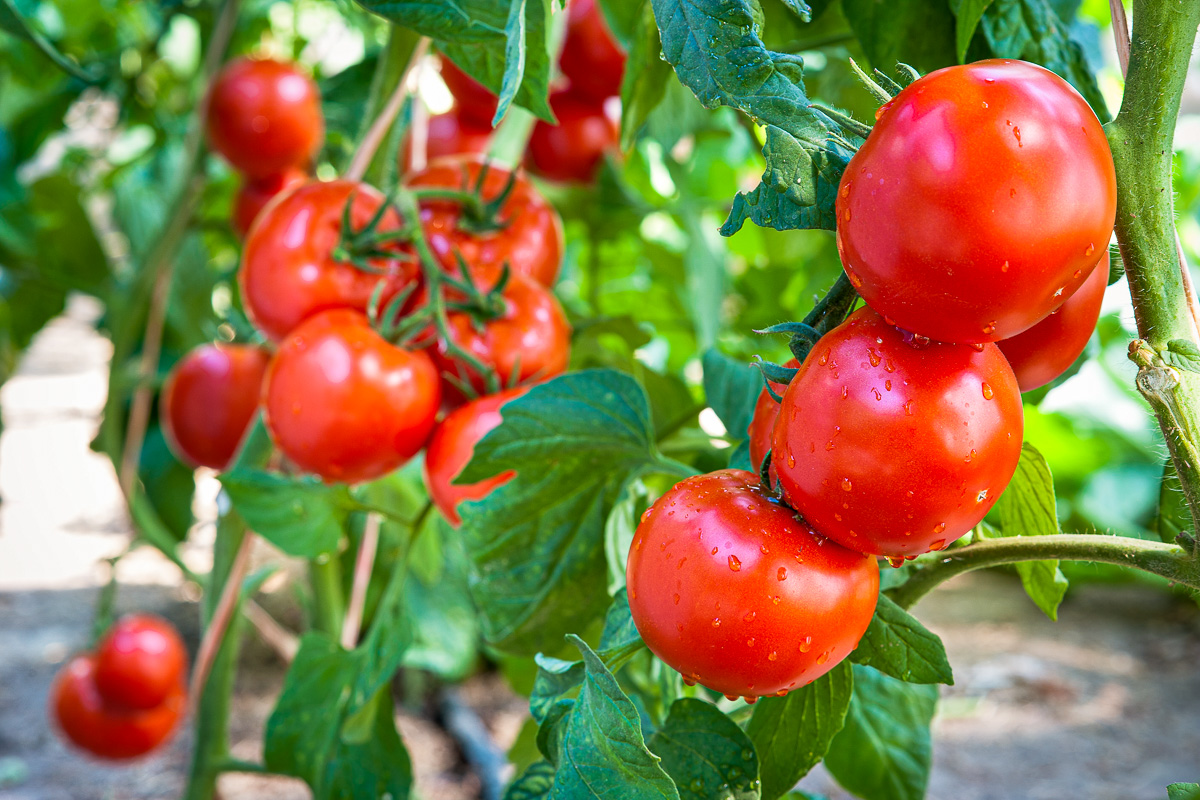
[
  {"x1": 346, "y1": 36, "x2": 430, "y2": 182},
  {"x1": 188, "y1": 530, "x2": 254, "y2": 712},
  {"x1": 243, "y1": 599, "x2": 299, "y2": 663},
  {"x1": 341, "y1": 512, "x2": 381, "y2": 649}
]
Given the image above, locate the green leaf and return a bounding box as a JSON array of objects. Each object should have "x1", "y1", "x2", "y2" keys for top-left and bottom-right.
[
  {"x1": 619, "y1": 0, "x2": 673, "y2": 151},
  {"x1": 547, "y1": 635, "x2": 680, "y2": 800},
  {"x1": 1168, "y1": 784, "x2": 1200, "y2": 800},
  {"x1": 495, "y1": 0, "x2": 530, "y2": 125},
  {"x1": 850, "y1": 594, "x2": 953, "y2": 685},
  {"x1": 683, "y1": 212, "x2": 728, "y2": 350},
  {"x1": 458, "y1": 370, "x2": 659, "y2": 654},
  {"x1": 648, "y1": 698, "x2": 761, "y2": 800},
  {"x1": 842, "y1": 0, "x2": 957, "y2": 73},
  {"x1": 778, "y1": 0, "x2": 813, "y2": 22},
  {"x1": 746, "y1": 660, "x2": 854, "y2": 800},
  {"x1": 506, "y1": 760, "x2": 556, "y2": 799},
  {"x1": 702, "y1": 349, "x2": 763, "y2": 441},
  {"x1": 220, "y1": 469, "x2": 357, "y2": 558},
  {"x1": 0, "y1": 0, "x2": 96, "y2": 81},
  {"x1": 1164, "y1": 339, "x2": 1200, "y2": 374},
  {"x1": 401, "y1": 517, "x2": 481, "y2": 680},
  {"x1": 950, "y1": 0, "x2": 995, "y2": 63},
  {"x1": 993, "y1": 442, "x2": 1069, "y2": 620}
]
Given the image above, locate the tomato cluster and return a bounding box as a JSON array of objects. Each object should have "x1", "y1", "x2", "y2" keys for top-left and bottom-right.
[
  {"x1": 628, "y1": 60, "x2": 1115, "y2": 701},
  {"x1": 52, "y1": 615, "x2": 188, "y2": 760}
]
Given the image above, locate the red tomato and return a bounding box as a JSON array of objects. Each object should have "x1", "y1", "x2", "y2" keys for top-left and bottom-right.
[
  {"x1": 401, "y1": 109, "x2": 492, "y2": 174},
  {"x1": 998, "y1": 251, "x2": 1109, "y2": 392},
  {"x1": 772, "y1": 307, "x2": 1023, "y2": 558},
  {"x1": 433, "y1": 273, "x2": 570, "y2": 403},
  {"x1": 240, "y1": 180, "x2": 418, "y2": 342},
  {"x1": 232, "y1": 167, "x2": 306, "y2": 239},
  {"x1": 407, "y1": 156, "x2": 563, "y2": 288},
  {"x1": 626, "y1": 469, "x2": 879, "y2": 699},
  {"x1": 835, "y1": 59, "x2": 1116, "y2": 344},
  {"x1": 94, "y1": 615, "x2": 188, "y2": 711},
  {"x1": 161, "y1": 343, "x2": 269, "y2": 471},
  {"x1": 263, "y1": 309, "x2": 440, "y2": 484},
  {"x1": 206, "y1": 58, "x2": 324, "y2": 181},
  {"x1": 439, "y1": 55, "x2": 498, "y2": 128},
  {"x1": 560, "y1": 0, "x2": 626, "y2": 102},
  {"x1": 423, "y1": 386, "x2": 528, "y2": 526},
  {"x1": 747, "y1": 358, "x2": 799, "y2": 472},
  {"x1": 526, "y1": 90, "x2": 619, "y2": 184},
  {"x1": 51, "y1": 655, "x2": 184, "y2": 760}
]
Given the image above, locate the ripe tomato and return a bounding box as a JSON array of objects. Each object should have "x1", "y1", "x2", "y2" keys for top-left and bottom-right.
[
  {"x1": 559, "y1": 0, "x2": 626, "y2": 102},
  {"x1": 161, "y1": 343, "x2": 269, "y2": 471},
  {"x1": 772, "y1": 307, "x2": 1023, "y2": 558},
  {"x1": 52, "y1": 655, "x2": 184, "y2": 760},
  {"x1": 263, "y1": 309, "x2": 440, "y2": 484},
  {"x1": 525, "y1": 90, "x2": 619, "y2": 184},
  {"x1": 407, "y1": 156, "x2": 563, "y2": 288},
  {"x1": 835, "y1": 59, "x2": 1116, "y2": 344},
  {"x1": 438, "y1": 55, "x2": 498, "y2": 128},
  {"x1": 423, "y1": 386, "x2": 528, "y2": 526},
  {"x1": 401, "y1": 109, "x2": 492, "y2": 174},
  {"x1": 240, "y1": 180, "x2": 418, "y2": 342},
  {"x1": 747, "y1": 358, "x2": 798, "y2": 472},
  {"x1": 998, "y1": 251, "x2": 1109, "y2": 392},
  {"x1": 94, "y1": 615, "x2": 188, "y2": 711},
  {"x1": 232, "y1": 167, "x2": 306, "y2": 239},
  {"x1": 626, "y1": 469, "x2": 879, "y2": 699},
  {"x1": 206, "y1": 58, "x2": 324, "y2": 181},
  {"x1": 433, "y1": 273, "x2": 570, "y2": 403}
]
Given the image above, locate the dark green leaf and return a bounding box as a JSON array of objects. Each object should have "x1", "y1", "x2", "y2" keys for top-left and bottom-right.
[
  {"x1": 824, "y1": 665, "x2": 937, "y2": 800},
  {"x1": 648, "y1": 698, "x2": 760, "y2": 800},
  {"x1": 506, "y1": 760, "x2": 556, "y2": 799},
  {"x1": 401, "y1": 516, "x2": 481, "y2": 680},
  {"x1": 778, "y1": 0, "x2": 813, "y2": 22},
  {"x1": 842, "y1": 0, "x2": 957, "y2": 73},
  {"x1": 1164, "y1": 339, "x2": 1200, "y2": 374},
  {"x1": 620, "y1": 1, "x2": 673, "y2": 150},
  {"x1": 851, "y1": 594, "x2": 953, "y2": 685},
  {"x1": 746, "y1": 660, "x2": 853, "y2": 800},
  {"x1": 702, "y1": 349, "x2": 763, "y2": 441},
  {"x1": 1168, "y1": 784, "x2": 1200, "y2": 800},
  {"x1": 220, "y1": 469, "x2": 357, "y2": 558},
  {"x1": 950, "y1": 0, "x2": 995, "y2": 63},
  {"x1": 139, "y1": 424, "x2": 195, "y2": 542}
]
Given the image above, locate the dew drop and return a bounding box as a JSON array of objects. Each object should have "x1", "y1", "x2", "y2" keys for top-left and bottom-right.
[
  {"x1": 787, "y1": 454, "x2": 796, "y2": 468},
  {"x1": 982, "y1": 321, "x2": 997, "y2": 335},
  {"x1": 825, "y1": 440, "x2": 835, "y2": 451},
  {"x1": 971, "y1": 342, "x2": 985, "y2": 352},
  {"x1": 933, "y1": 522, "x2": 946, "y2": 534},
  {"x1": 798, "y1": 636, "x2": 813, "y2": 652},
  {"x1": 1009, "y1": 187, "x2": 1016, "y2": 199},
  {"x1": 713, "y1": 618, "x2": 722, "y2": 627},
  {"x1": 931, "y1": 538, "x2": 947, "y2": 551},
  {"x1": 982, "y1": 100, "x2": 988, "y2": 108},
  {"x1": 839, "y1": 182, "x2": 850, "y2": 198},
  {"x1": 711, "y1": 547, "x2": 719, "y2": 555},
  {"x1": 768, "y1": 651, "x2": 778, "y2": 661},
  {"x1": 846, "y1": 268, "x2": 864, "y2": 289},
  {"x1": 982, "y1": 382, "x2": 994, "y2": 400},
  {"x1": 760, "y1": 543, "x2": 770, "y2": 555},
  {"x1": 885, "y1": 379, "x2": 892, "y2": 391},
  {"x1": 746, "y1": 638, "x2": 756, "y2": 647},
  {"x1": 816, "y1": 651, "x2": 830, "y2": 665},
  {"x1": 843, "y1": 208, "x2": 851, "y2": 222},
  {"x1": 728, "y1": 554, "x2": 742, "y2": 572},
  {"x1": 904, "y1": 400, "x2": 915, "y2": 416},
  {"x1": 777, "y1": 567, "x2": 788, "y2": 581},
  {"x1": 841, "y1": 385, "x2": 848, "y2": 400},
  {"x1": 887, "y1": 556, "x2": 905, "y2": 568},
  {"x1": 818, "y1": 349, "x2": 830, "y2": 366},
  {"x1": 683, "y1": 678, "x2": 696, "y2": 686},
  {"x1": 1073, "y1": 269, "x2": 1082, "y2": 279},
  {"x1": 841, "y1": 477, "x2": 853, "y2": 492},
  {"x1": 964, "y1": 449, "x2": 977, "y2": 464},
  {"x1": 1001, "y1": 260, "x2": 1010, "y2": 272},
  {"x1": 1085, "y1": 242, "x2": 1095, "y2": 257},
  {"x1": 867, "y1": 349, "x2": 881, "y2": 367},
  {"x1": 776, "y1": 689, "x2": 788, "y2": 697},
  {"x1": 1013, "y1": 126, "x2": 1022, "y2": 146},
  {"x1": 744, "y1": 610, "x2": 756, "y2": 622},
  {"x1": 872, "y1": 388, "x2": 882, "y2": 401},
  {"x1": 772, "y1": 595, "x2": 781, "y2": 605}
]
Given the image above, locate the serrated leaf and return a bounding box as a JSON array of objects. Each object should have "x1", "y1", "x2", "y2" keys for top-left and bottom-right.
[
  {"x1": 950, "y1": 0, "x2": 995, "y2": 62},
  {"x1": 506, "y1": 760, "x2": 556, "y2": 799},
  {"x1": 620, "y1": 1, "x2": 673, "y2": 151},
  {"x1": 994, "y1": 442, "x2": 1069, "y2": 620},
  {"x1": 746, "y1": 660, "x2": 853, "y2": 800},
  {"x1": 702, "y1": 349, "x2": 763, "y2": 440},
  {"x1": 1164, "y1": 339, "x2": 1200, "y2": 374},
  {"x1": 648, "y1": 698, "x2": 760, "y2": 800},
  {"x1": 458, "y1": 370, "x2": 659, "y2": 654},
  {"x1": 851, "y1": 594, "x2": 953, "y2": 685},
  {"x1": 220, "y1": 469, "x2": 356, "y2": 558},
  {"x1": 824, "y1": 665, "x2": 937, "y2": 800},
  {"x1": 1168, "y1": 784, "x2": 1200, "y2": 800},
  {"x1": 843, "y1": 0, "x2": 957, "y2": 73}
]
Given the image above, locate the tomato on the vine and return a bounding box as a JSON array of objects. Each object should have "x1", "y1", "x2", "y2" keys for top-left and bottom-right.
[
  {"x1": 407, "y1": 156, "x2": 563, "y2": 288},
  {"x1": 423, "y1": 386, "x2": 528, "y2": 526},
  {"x1": 263, "y1": 309, "x2": 440, "y2": 484},
  {"x1": 835, "y1": 59, "x2": 1116, "y2": 344},
  {"x1": 52, "y1": 655, "x2": 184, "y2": 760},
  {"x1": 626, "y1": 469, "x2": 879, "y2": 699},
  {"x1": 232, "y1": 167, "x2": 306, "y2": 239},
  {"x1": 559, "y1": 0, "x2": 626, "y2": 102},
  {"x1": 401, "y1": 109, "x2": 492, "y2": 175},
  {"x1": 438, "y1": 56, "x2": 498, "y2": 128},
  {"x1": 772, "y1": 307, "x2": 1023, "y2": 557},
  {"x1": 998, "y1": 251, "x2": 1109, "y2": 392},
  {"x1": 161, "y1": 343, "x2": 269, "y2": 471},
  {"x1": 206, "y1": 58, "x2": 324, "y2": 181},
  {"x1": 94, "y1": 615, "x2": 188, "y2": 711},
  {"x1": 240, "y1": 180, "x2": 418, "y2": 343},
  {"x1": 747, "y1": 358, "x2": 798, "y2": 472},
  {"x1": 526, "y1": 90, "x2": 619, "y2": 184}
]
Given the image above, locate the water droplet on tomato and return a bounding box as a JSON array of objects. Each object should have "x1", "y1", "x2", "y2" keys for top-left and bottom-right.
[
  {"x1": 841, "y1": 477, "x2": 853, "y2": 492},
  {"x1": 787, "y1": 453, "x2": 796, "y2": 468},
  {"x1": 904, "y1": 400, "x2": 915, "y2": 416},
  {"x1": 711, "y1": 547, "x2": 719, "y2": 555},
  {"x1": 888, "y1": 556, "x2": 905, "y2": 568},
  {"x1": 1013, "y1": 126, "x2": 1021, "y2": 145},
  {"x1": 971, "y1": 342, "x2": 985, "y2": 352},
  {"x1": 728, "y1": 554, "x2": 742, "y2": 572},
  {"x1": 713, "y1": 618, "x2": 722, "y2": 627},
  {"x1": 683, "y1": 678, "x2": 696, "y2": 686},
  {"x1": 982, "y1": 321, "x2": 997, "y2": 335},
  {"x1": 839, "y1": 182, "x2": 850, "y2": 198},
  {"x1": 746, "y1": 638, "x2": 755, "y2": 647},
  {"x1": 798, "y1": 636, "x2": 812, "y2": 652},
  {"x1": 818, "y1": 349, "x2": 829, "y2": 366},
  {"x1": 846, "y1": 268, "x2": 863, "y2": 289},
  {"x1": 1085, "y1": 242, "x2": 1095, "y2": 256},
  {"x1": 931, "y1": 538, "x2": 947, "y2": 551},
  {"x1": 885, "y1": 380, "x2": 892, "y2": 391},
  {"x1": 768, "y1": 651, "x2": 778, "y2": 661},
  {"x1": 816, "y1": 651, "x2": 830, "y2": 665},
  {"x1": 982, "y1": 382, "x2": 994, "y2": 400},
  {"x1": 867, "y1": 349, "x2": 881, "y2": 367},
  {"x1": 759, "y1": 543, "x2": 770, "y2": 555},
  {"x1": 871, "y1": 388, "x2": 882, "y2": 401},
  {"x1": 934, "y1": 522, "x2": 946, "y2": 534},
  {"x1": 777, "y1": 567, "x2": 787, "y2": 581},
  {"x1": 1001, "y1": 260, "x2": 1010, "y2": 272}
]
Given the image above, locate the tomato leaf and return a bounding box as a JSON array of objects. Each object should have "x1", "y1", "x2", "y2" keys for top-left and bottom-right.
[
  {"x1": 220, "y1": 469, "x2": 357, "y2": 558},
  {"x1": 457, "y1": 370, "x2": 659, "y2": 654},
  {"x1": 842, "y1": 0, "x2": 957, "y2": 74},
  {"x1": 778, "y1": 0, "x2": 813, "y2": 22},
  {"x1": 1168, "y1": 784, "x2": 1200, "y2": 800},
  {"x1": 746, "y1": 659, "x2": 853, "y2": 800},
  {"x1": 619, "y1": 0, "x2": 673, "y2": 151},
  {"x1": 850, "y1": 594, "x2": 954, "y2": 685},
  {"x1": 647, "y1": 698, "x2": 761, "y2": 800},
  {"x1": 702, "y1": 349, "x2": 763, "y2": 442},
  {"x1": 993, "y1": 442, "x2": 1069, "y2": 620},
  {"x1": 1164, "y1": 339, "x2": 1200, "y2": 374},
  {"x1": 505, "y1": 760, "x2": 556, "y2": 798},
  {"x1": 949, "y1": 0, "x2": 995, "y2": 63},
  {"x1": 823, "y1": 665, "x2": 937, "y2": 800}
]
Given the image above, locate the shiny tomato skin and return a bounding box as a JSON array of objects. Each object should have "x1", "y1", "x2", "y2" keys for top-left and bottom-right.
[
  {"x1": 407, "y1": 156, "x2": 563, "y2": 288},
  {"x1": 560, "y1": 0, "x2": 626, "y2": 102},
  {"x1": 439, "y1": 56, "x2": 498, "y2": 128},
  {"x1": 626, "y1": 469, "x2": 879, "y2": 698},
  {"x1": 836, "y1": 59, "x2": 1116, "y2": 344},
  {"x1": 263, "y1": 309, "x2": 440, "y2": 484},
  {"x1": 94, "y1": 615, "x2": 188, "y2": 711},
  {"x1": 998, "y1": 251, "x2": 1109, "y2": 392},
  {"x1": 434, "y1": 273, "x2": 570, "y2": 403},
  {"x1": 423, "y1": 386, "x2": 528, "y2": 526},
  {"x1": 232, "y1": 167, "x2": 307, "y2": 239},
  {"x1": 773, "y1": 307, "x2": 1023, "y2": 557},
  {"x1": 51, "y1": 655, "x2": 184, "y2": 761},
  {"x1": 161, "y1": 343, "x2": 270, "y2": 471},
  {"x1": 206, "y1": 58, "x2": 323, "y2": 180},
  {"x1": 401, "y1": 109, "x2": 492, "y2": 174},
  {"x1": 525, "y1": 90, "x2": 619, "y2": 184},
  {"x1": 747, "y1": 358, "x2": 798, "y2": 473},
  {"x1": 240, "y1": 180, "x2": 418, "y2": 342}
]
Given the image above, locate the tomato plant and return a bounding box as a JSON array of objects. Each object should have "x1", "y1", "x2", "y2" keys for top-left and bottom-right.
[{"x1": 526, "y1": 90, "x2": 620, "y2": 183}]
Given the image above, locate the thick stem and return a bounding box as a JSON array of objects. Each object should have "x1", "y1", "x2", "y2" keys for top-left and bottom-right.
[
  {"x1": 309, "y1": 556, "x2": 346, "y2": 639},
  {"x1": 889, "y1": 534, "x2": 1199, "y2": 610}
]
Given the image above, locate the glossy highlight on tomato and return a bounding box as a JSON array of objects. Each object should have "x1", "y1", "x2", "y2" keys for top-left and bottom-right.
[
  {"x1": 240, "y1": 180, "x2": 418, "y2": 342},
  {"x1": 423, "y1": 386, "x2": 528, "y2": 526},
  {"x1": 438, "y1": 55, "x2": 498, "y2": 128},
  {"x1": 772, "y1": 307, "x2": 1024, "y2": 557},
  {"x1": 206, "y1": 58, "x2": 323, "y2": 180},
  {"x1": 626, "y1": 469, "x2": 879, "y2": 698},
  {"x1": 560, "y1": 0, "x2": 626, "y2": 102},
  {"x1": 998, "y1": 251, "x2": 1109, "y2": 392},
  {"x1": 526, "y1": 90, "x2": 619, "y2": 184},
  {"x1": 232, "y1": 167, "x2": 306, "y2": 239},
  {"x1": 94, "y1": 615, "x2": 188, "y2": 711},
  {"x1": 836, "y1": 59, "x2": 1116, "y2": 344},
  {"x1": 263, "y1": 309, "x2": 440, "y2": 484},
  {"x1": 747, "y1": 358, "x2": 798, "y2": 472},
  {"x1": 161, "y1": 343, "x2": 269, "y2": 471},
  {"x1": 401, "y1": 109, "x2": 492, "y2": 175}
]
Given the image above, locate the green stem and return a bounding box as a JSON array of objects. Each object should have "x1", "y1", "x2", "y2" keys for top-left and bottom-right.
[
  {"x1": 309, "y1": 556, "x2": 346, "y2": 639},
  {"x1": 355, "y1": 26, "x2": 421, "y2": 186},
  {"x1": 888, "y1": 533, "x2": 1200, "y2": 610}
]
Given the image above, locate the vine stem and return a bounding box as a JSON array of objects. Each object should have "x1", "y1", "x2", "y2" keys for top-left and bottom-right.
[
  {"x1": 243, "y1": 599, "x2": 299, "y2": 663},
  {"x1": 187, "y1": 530, "x2": 254, "y2": 714},
  {"x1": 341, "y1": 512, "x2": 381, "y2": 649},
  {"x1": 345, "y1": 36, "x2": 430, "y2": 182}
]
